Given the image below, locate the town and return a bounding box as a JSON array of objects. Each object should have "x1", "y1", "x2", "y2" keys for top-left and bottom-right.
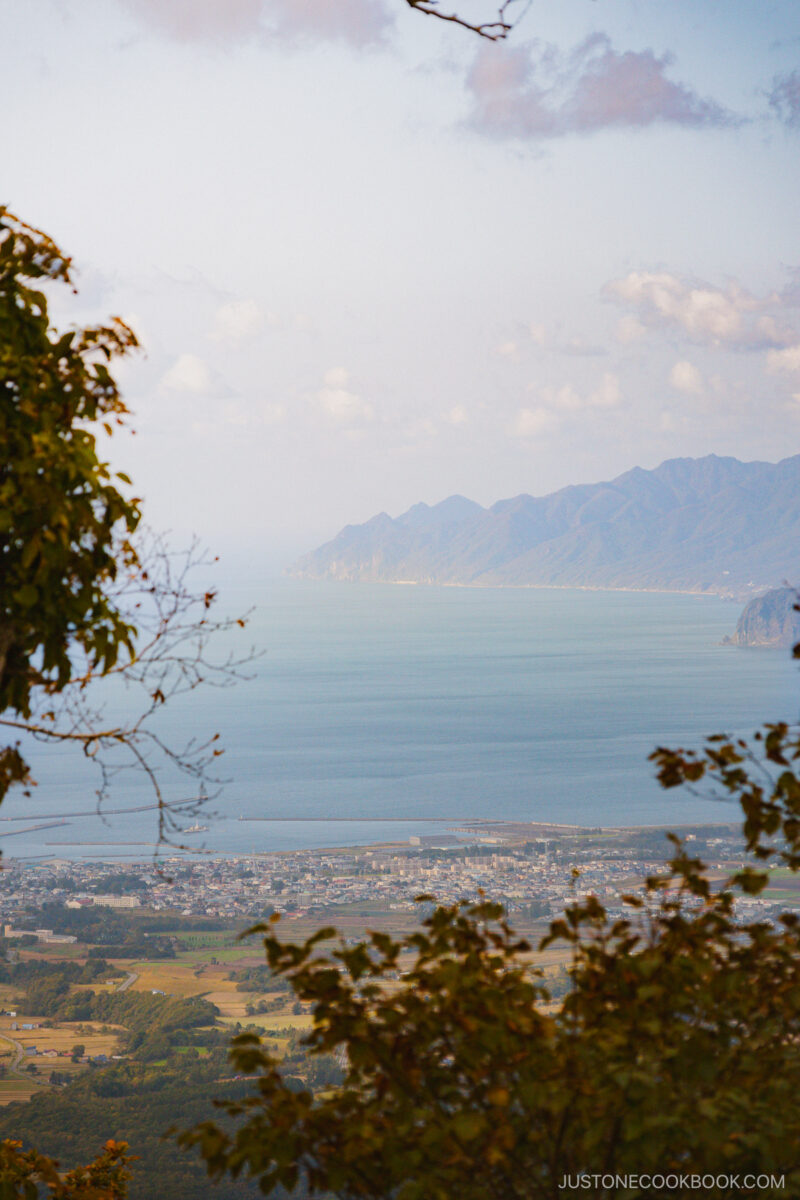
[{"x1": 0, "y1": 821, "x2": 789, "y2": 936}]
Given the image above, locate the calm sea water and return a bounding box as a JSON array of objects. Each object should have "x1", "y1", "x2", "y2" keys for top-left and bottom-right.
[{"x1": 3, "y1": 580, "x2": 798, "y2": 860}]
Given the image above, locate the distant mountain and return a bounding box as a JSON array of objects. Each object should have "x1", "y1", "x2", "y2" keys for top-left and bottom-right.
[
  {"x1": 724, "y1": 587, "x2": 800, "y2": 647},
  {"x1": 290, "y1": 455, "x2": 800, "y2": 597}
]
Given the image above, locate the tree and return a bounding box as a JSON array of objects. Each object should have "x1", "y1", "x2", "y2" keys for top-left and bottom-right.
[
  {"x1": 0, "y1": 1138, "x2": 131, "y2": 1199},
  {"x1": 180, "y1": 724, "x2": 800, "y2": 1198},
  {"x1": 71, "y1": 1045, "x2": 86, "y2": 1063},
  {"x1": 0, "y1": 209, "x2": 250, "y2": 849},
  {"x1": 0, "y1": 208, "x2": 139, "y2": 798}
]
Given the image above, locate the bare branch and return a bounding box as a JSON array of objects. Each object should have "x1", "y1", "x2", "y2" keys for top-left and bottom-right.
[
  {"x1": 404, "y1": 0, "x2": 530, "y2": 41},
  {"x1": 2, "y1": 531, "x2": 256, "y2": 863}
]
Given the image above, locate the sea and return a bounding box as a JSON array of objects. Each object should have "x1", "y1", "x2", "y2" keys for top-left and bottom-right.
[{"x1": 2, "y1": 579, "x2": 798, "y2": 862}]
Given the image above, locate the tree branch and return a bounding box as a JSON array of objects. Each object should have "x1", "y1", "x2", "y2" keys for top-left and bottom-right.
[{"x1": 404, "y1": 0, "x2": 529, "y2": 41}]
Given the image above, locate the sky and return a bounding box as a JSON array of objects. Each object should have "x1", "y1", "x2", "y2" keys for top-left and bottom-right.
[{"x1": 7, "y1": 0, "x2": 800, "y2": 568}]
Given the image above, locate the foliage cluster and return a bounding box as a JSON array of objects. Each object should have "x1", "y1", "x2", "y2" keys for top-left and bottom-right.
[
  {"x1": 177, "y1": 725, "x2": 800, "y2": 1199},
  {"x1": 0, "y1": 208, "x2": 139, "y2": 799},
  {"x1": 0, "y1": 1137, "x2": 131, "y2": 1200},
  {"x1": 0, "y1": 1061, "x2": 262, "y2": 1200},
  {"x1": 86, "y1": 939, "x2": 174, "y2": 961},
  {"x1": 230, "y1": 965, "x2": 292, "y2": 994},
  {"x1": 19, "y1": 969, "x2": 218, "y2": 1063},
  {"x1": 16, "y1": 903, "x2": 157, "y2": 947},
  {"x1": 0, "y1": 956, "x2": 121, "y2": 987},
  {"x1": 88, "y1": 874, "x2": 148, "y2": 896}
]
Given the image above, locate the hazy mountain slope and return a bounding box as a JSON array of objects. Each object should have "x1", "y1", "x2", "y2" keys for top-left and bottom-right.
[{"x1": 290, "y1": 455, "x2": 800, "y2": 595}]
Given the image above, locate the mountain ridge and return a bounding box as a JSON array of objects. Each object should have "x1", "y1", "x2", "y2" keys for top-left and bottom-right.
[{"x1": 290, "y1": 454, "x2": 800, "y2": 598}]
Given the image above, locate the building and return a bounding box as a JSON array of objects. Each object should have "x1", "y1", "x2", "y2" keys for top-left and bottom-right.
[
  {"x1": 86, "y1": 895, "x2": 141, "y2": 909},
  {"x1": 2, "y1": 925, "x2": 77, "y2": 944}
]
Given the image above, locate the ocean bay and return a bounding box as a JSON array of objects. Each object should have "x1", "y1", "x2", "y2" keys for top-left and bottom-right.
[{"x1": 3, "y1": 580, "x2": 798, "y2": 860}]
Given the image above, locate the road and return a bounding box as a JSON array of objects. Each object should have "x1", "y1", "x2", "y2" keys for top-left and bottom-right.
[
  {"x1": 0, "y1": 1030, "x2": 27, "y2": 1077},
  {"x1": 116, "y1": 970, "x2": 139, "y2": 992}
]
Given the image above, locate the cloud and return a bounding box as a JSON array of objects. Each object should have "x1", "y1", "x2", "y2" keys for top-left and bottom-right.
[
  {"x1": 539, "y1": 374, "x2": 621, "y2": 412},
  {"x1": 767, "y1": 344, "x2": 800, "y2": 375},
  {"x1": 266, "y1": 0, "x2": 392, "y2": 47},
  {"x1": 588, "y1": 372, "x2": 622, "y2": 408},
  {"x1": 561, "y1": 337, "x2": 606, "y2": 357},
  {"x1": 502, "y1": 325, "x2": 604, "y2": 358},
  {"x1": 605, "y1": 270, "x2": 798, "y2": 350},
  {"x1": 322, "y1": 366, "x2": 349, "y2": 388},
  {"x1": 540, "y1": 384, "x2": 583, "y2": 411},
  {"x1": 513, "y1": 372, "x2": 622, "y2": 437},
  {"x1": 119, "y1": 0, "x2": 392, "y2": 48},
  {"x1": 120, "y1": 0, "x2": 264, "y2": 43},
  {"x1": 658, "y1": 409, "x2": 681, "y2": 433},
  {"x1": 211, "y1": 299, "x2": 263, "y2": 345},
  {"x1": 768, "y1": 70, "x2": 800, "y2": 129},
  {"x1": 512, "y1": 406, "x2": 560, "y2": 438},
  {"x1": 219, "y1": 398, "x2": 286, "y2": 426},
  {"x1": 669, "y1": 360, "x2": 704, "y2": 394},
  {"x1": 161, "y1": 352, "x2": 217, "y2": 394},
  {"x1": 447, "y1": 405, "x2": 469, "y2": 425},
  {"x1": 466, "y1": 34, "x2": 737, "y2": 140},
  {"x1": 615, "y1": 315, "x2": 646, "y2": 344},
  {"x1": 316, "y1": 367, "x2": 374, "y2": 423}
]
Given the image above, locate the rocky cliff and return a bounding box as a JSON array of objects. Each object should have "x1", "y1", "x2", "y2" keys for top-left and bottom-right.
[{"x1": 725, "y1": 587, "x2": 800, "y2": 648}]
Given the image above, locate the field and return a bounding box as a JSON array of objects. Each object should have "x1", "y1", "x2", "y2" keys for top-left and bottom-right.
[
  {"x1": 0, "y1": 898, "x2": 580, "y2": 1109},
  {"x1": 114, "y1": 910, "x2": 576, "y2": 1031},
  {"x1": 0, "y1": 1013, "x2": 125, "y2": 1106},
  {"x1": 760, "y1": 866, "x2": 800, "y2": 901},
  {"x1": 119, "y1": 949, "x2": 264, "y2": 1018}
]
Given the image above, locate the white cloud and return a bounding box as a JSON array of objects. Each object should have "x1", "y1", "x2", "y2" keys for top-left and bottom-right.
[
  {"x1": 260, "y1": 401, "x2": 286, "y2": 423},
  {"x1": 541, "y1": 384, "x2": 583, "y2": 411},
  {"x1": 161, "y1": 353, "x2": 215, "y2": 394},
  {"x1": 531, "y1": 373, "x2": 621, "y2": 418},
  {"x1": 319, "y1": 388, "x2": 373, "y2": 423},
  {"x1": 512, "y1": 407, "x2": 560, "y2": 438},
  {"x1": 211, "y1": 299, "x2": 263, "y2": 345},
  {"x1": 669, "y1": 360, "x2": 704, "y2": 394},
  {"x1": 219, "y1": 398, "x2": 286, "y2": 426},
  {"x1": 767, "y1": 344, "x2": 800, "y2": 375},
  {"x1": 316, "y1": 368, "x2": 373, "y2": 424},
  {"x1": 561, "y1": 337, "x2": 605, "y2": 357},
  {"x1": 615, "y1": 315, "x2": 646, "y2": 344},
  {"x1": 605, "y1": 270, "x2": 798, "y2": 349},
  {"x1": 588, "y1": 372, "x2": 622, "y2": 408},
  {"x1": 323, "y1": 366, "x2": 350, "y2": 388}
]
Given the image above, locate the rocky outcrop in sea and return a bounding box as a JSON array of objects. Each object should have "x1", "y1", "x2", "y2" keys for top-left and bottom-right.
[{"x1": 725, "y1": 586, "x2": 800, "y2": 648}]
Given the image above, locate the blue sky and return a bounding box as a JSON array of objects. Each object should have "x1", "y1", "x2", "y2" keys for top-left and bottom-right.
[{"x1": 7, "y1": 0, "x2": 800, "y2": 564}]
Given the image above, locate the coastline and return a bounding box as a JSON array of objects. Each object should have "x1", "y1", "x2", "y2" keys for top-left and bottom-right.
[{"x1": 287, "y1": 574, "x2": 750, "y2": 602}]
